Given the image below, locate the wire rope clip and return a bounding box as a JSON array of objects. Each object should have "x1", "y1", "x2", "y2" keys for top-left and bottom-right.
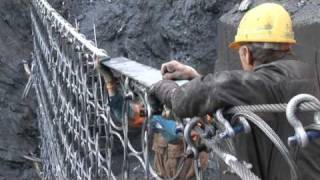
[
  {"x1": 288, "y1": 130, "x2": 320, "y2": 146},
  {"x1": 217, "y1": 109, "x2": 251, "y2": 139},
  {"x1": 286, "y1": 94, "x2": 320, "y2": 147},
  {"x1": 216, "y1": 109, "x2": 235, "y2": 138},
  {"x1": 184, "y1": 118, "x2": 201, "y2": 159}
]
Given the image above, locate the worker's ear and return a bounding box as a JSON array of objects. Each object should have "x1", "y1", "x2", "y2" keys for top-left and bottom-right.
[{"x1": 239, "y1": 45, "x2": 254, "y2": 71}]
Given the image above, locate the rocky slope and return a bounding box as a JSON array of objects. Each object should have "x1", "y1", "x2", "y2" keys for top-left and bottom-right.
[
  {"x1": 63, "y1": 0, "x2": 238, "y2": 74},
  {"x1": 0, "y1": 0, "x2": 39, "y2": 179}
]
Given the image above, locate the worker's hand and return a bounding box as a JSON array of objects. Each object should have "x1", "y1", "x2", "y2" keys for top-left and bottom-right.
[
  {"x1": 161, "y1": 60, "x2": 200, "y2": 80},
  {"x1": 149, "y1": 80, "x2": 179, "y2": 108},
  {"x1": 151, "y1": 115, "x2": 181, "y2": 143}
]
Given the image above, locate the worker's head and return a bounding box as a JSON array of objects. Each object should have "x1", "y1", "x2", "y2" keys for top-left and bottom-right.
[{"x1": 229, "y1": 3, "x2": 295, "y2": 71}]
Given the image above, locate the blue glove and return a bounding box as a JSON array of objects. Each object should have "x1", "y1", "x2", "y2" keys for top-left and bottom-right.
[
  {"x1": 108, "y1": 92, "x2": 137, "y2": 122},
  {"x1": 151, "y1": 115, "x2": 181, "y2": 143},
  {"x1": 108, "y1": 93, "x2": 125, "y2": 123}
]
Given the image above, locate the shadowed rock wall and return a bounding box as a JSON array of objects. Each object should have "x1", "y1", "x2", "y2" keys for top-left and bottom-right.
[
  {"x1": 0, "y1": 0, "x2": 39, "y2": 179},
  {"x1": 62, "y1": 0, "x2": 239, "y2": 74}
]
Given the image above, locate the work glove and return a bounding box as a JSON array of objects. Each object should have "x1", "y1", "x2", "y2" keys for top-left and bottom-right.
[
  {"x1": 108, "y1": 92, "x2": 136, "y2": 122},
  {"x1": 151, "y1": 115, "x2": 181, "y2": 143},
  {"x1": 161, "y1": 60, "x2": 200, "y2": 80},
  {"x1": 108, "y1": 92, "x2": 124, "y2": 123},
  {"x1": 149, "y1": 80, "x2": 179, "y2": 108}
]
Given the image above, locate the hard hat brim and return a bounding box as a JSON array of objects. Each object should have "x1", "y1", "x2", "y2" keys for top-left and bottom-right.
[
  {"x1": 229, "y1": 42, "x2": 241, "y2": 49},
  {"x1": 229, "y1": 40, "x2": 296, "y2": 50}
]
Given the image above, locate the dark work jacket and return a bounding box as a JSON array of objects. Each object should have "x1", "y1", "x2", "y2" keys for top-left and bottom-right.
[{"x1": 171, "y1": 56, "x2": 320, "y2": 180}]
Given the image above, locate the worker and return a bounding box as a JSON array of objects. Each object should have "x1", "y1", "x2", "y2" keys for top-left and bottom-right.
[
  {"x1": 150, "y1": 115, "x2": 209, "y2": 179},
  {"x1": 150, "y1": 3, "x2": 320, "y2": 180},
  {"x1": 100, "y1": 62, "x2": 208, "y2": 179}
]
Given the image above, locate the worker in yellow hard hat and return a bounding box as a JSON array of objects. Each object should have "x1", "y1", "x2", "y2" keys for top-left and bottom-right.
[{"x1": 150, "y1": 3, "x2": 320, "y2": 180}]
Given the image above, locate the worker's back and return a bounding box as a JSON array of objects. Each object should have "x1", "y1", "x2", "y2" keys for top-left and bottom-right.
[
  {"x1": 232, "y1": 56, "x2": 320, "y2": 180},
  {"x1": 164, "y1": 53, "x2": 320, "y2": 179}
]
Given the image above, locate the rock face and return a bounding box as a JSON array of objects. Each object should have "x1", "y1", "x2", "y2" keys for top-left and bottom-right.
[
  {"x1": 63, "y1": 0, "x2": 238, "y2": 74},
  {"x1": 0, "y1": 0, "x2": 39, "y2": 179}
]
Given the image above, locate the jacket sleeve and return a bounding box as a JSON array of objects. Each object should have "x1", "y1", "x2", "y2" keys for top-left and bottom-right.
[{"x1": 170, "y1": 70, "x2": 269, "y2": 118}]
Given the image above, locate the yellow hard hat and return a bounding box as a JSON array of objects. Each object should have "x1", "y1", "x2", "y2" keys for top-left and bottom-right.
[{"x1": 229, "y1": 3, "x2": 296, "y2": 49}]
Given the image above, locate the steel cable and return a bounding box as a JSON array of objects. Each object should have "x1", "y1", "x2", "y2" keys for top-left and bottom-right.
[
  {"x1": 186, "y1": 119, "x2": 260, "y2": 180},
  {"x1": 232, "y1": 111, "x2": 298, "y2": 180},
  {"x1": 227, "y1": 102, "x2": 320, "y2": 114},
  {"x1": 201, "y1": 137, "x2": 260, "y2": 180}
]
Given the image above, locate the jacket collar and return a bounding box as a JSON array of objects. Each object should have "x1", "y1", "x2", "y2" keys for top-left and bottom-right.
[{"x1": 253, "y1": 53, "x2": 297, "y2": 71}]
